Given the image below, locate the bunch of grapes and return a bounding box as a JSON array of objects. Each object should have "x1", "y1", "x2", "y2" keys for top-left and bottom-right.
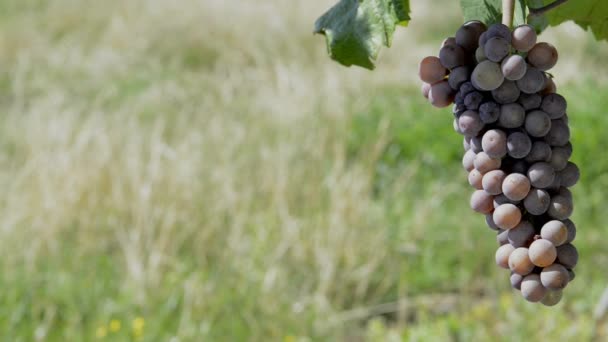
[{"x1": 418, "y1": 21, "x2": 579, "y2": 305}]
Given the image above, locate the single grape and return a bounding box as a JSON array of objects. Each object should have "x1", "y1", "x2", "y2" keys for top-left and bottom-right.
[
  {"x1": 542, "y1": 77, "x2": 557, "y2": 95},
  {"x1": 509, "y1": 247, "x2": 535, "y2": 275},
  {"x1": 429, "y1": 80, "x2": 455, "y2": 108},
  {"x1": 482, "y1": 169, "x2": 507, "y2": 195},
  {"x1": 549, "y1": 145, "x2": 572, "y2": 171},
  {"x1": 484, "y1": 37, "x2": 510, "y2": 62},
  {"x1": 456, "y1": 21, "x2": 485, "y2": 51},
  {"x1": 547, "y1": 194, "x2": 573, "y2": 220},
  {"x1": 518, "y1": 93, "x2": 542, "y2": 110},
  {"x1": 486, "y1": 214, "x2": 500, "y2": 231},
  {"x1": 525, "y1": 110, "x2": 552, "y2": 138},
  {"x1": 540, "y1": 264, "x2": 569, "y2": 289},
  {"x1": 475, "y1": 46, "x2": 487, "y2": 63},
  {"x1": 439, "y1": 44, "x2": 465, "y2": 69},
  {"x1": 458, "y1": 110, "x2": 484, "y2": 136},
  {"x1": 419, "y1": 56, "x2": 447, "y2": 84},
  {"x1": 563, "y1": 219, "x2": 576, "y2": 243},
  {"x1": 545, "y1": 118, "x2": 570, "y2": 146},
  {"x1": 501, "y1": 55, "x2": 527, "y2": 81},
  {"x1": 497, "y1": 229, "x2": 509, "y2": 245},
  {"x1": 523, "y1": 188, "x2": 550, "y2": 215},
  {"x1": 508, "y1": 220, "x2": 535, "y2": 248},
  {"x1": 470, "y1": 189, "x2": 494, "y2": 214},
  {"x1": 492, "y1": 80, "x2": 520, "y2": 104},
  {"x1": 529, "y1": 239, "x2": 557, "y2": 267},
  {"x1": 541, "y1": 93, "x2": 567, "y2": 119},
  {"x1": 479, "y1": 101, "x2": 500, "y2": 124},
  {"x1": 502, "y1": 173, "x2": 531, "y2": 201},
  {"x1": 462, "y1": 150, "x2": 476, "y2": 172},
  {"x1": 507, "y1": 131, "x2": 532, "y2": 159},
  {"x1": 474, "y1": 152, "x2": 502, "y2": 173},
  {"x1": 468, "y1": 169, "x2": 484, "y2": 189},
  {"x1": 472, "y1": 60, "x2": 504, "y2": 91},
  {"x1": 540, "y1": 289, "x2": 563, "y2": 306},
  {"x1": 527, "y1": 162, "x2": 555, "y2": 188},
  {"x1": 558, "y1": 162, "x2": 579, "y2": 187},
  {"x1": 448, "y1": 66, "x2": 470, "y2": 90},
  {"x1": 421, "y1": 83, "x2": 431, "y2": 99},
  {"x1": 540, "y1": 220, "x2": 568, "y2": 246},
  {"x1": 556, "y1": 244, "x2": 578, "y2": 268},
  {"x1": 528, "y1": 42, "x2": 558, "y2": 71},
  {"x1": 459, "y1": 82, "x2": 475, "y2": 96},
  {"x1": 469, "y1": 136, "x2": 483, "y2": 153},
  {"x1": 516, "y1": 66, "x2": 546, "y2": 94},
  {"x1": 441, "y1": 37, "x2": 457, "y2": 48},
  {"x1": 498, "y1": 103, "x2": 525, "y2": 128},
  {"x1": 486, "y1": 23, "x2": 512, "y2": 43},
  {"x1": 496, "y1": 243, "x2": 516, "y2": 269},
  {"x1": 525, "y1": 141, "x2": 552, "y2": 163},
  {"x1": 493, "y1": 203, "x2": 522, "y2": 230},
  {"x1": 511, "y1": 272, "x2": 524, "y2": 290},
  {"x1": 463, "y1": 137, "x2": 471, "y2": 151},
  {"x1": 557, "y1": 187, "x2": 572, "y2": 200},
  {"x1": 521, "y1": 274, "x2": 547, "y2": 302},
  {"x1": 464, "y1": 91, "x2": 484, "y2": 110},
  {"x1": 511, "y1": 25, "x2": 537, "y2": 52},
  {"x1": 482, "y1": 129, "x2": 507, "y2": 158}
]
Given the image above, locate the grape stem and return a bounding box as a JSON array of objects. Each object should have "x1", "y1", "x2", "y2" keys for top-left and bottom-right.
[
  {"x1": 529, "y1": 0, "x2": 568, "y2": 16},
  {"x1": 502, "y1": 0, "x2": 515, "y2": 28}
]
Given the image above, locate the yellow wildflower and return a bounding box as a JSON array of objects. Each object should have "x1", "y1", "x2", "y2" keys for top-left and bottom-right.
[
  {"x1": 133, "y1": 317, "x2": 145, "y2": 338},
  {"x1": 96, "y1": 326, "x2": 107, "y2": 339},
  {"x1": 109, "y1": 319, "x2": 121, "y2": 332}
]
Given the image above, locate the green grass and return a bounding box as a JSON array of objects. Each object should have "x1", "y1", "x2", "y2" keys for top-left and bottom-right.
[{"x1": 0, "y1": 0, "x2": 607, "y2": 340}]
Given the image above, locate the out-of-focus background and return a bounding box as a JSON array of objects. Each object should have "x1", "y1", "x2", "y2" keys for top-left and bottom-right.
[{"x1": 0, "y1": 0, "x2": 607, "y2": 340}]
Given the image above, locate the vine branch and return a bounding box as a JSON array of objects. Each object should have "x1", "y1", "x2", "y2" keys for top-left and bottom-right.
[
  {"x1": 502, "y1": 0, "x2": 515, "y2": 28},
  {"x1": 529, "y1": 0, "x2": 568, "y2": 16}
]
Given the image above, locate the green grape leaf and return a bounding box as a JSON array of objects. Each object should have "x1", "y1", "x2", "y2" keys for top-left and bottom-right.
[
  {"x1": 529, "y1": 0, "x2": 608, "y2": 41},
  {"x1": 460, "y1": 0, "x2": 528, "y2": 27},
  {"x1": 313, "y1": 0, "x2": 410, "y2": 70}
]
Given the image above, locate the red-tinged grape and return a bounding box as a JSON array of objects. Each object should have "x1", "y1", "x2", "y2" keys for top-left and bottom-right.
[
  {"x1": 421, "y1": 83, "x2": 431, "y2": 99},
  {"x1": 462, "y1": 150, "x2": 476, "y2": 172},
  {"x1": 464, "y1": 91, "x2": 484, "y2": 110},
  {"x1": 512, "y1": 25, "x2": 537, "y2": 52},
  {"x1": 458, "y1": 110, "x2": 484, "y2": 136},
  {"x1": 523, "y1": 188, "x2": 550, "y2": 215},
  {"x1": 516, "y1": 66, "x2": 545, "y2": 94},
  {"x1": 486, "y1": 214, "x2": 500, "y2": 231},
  {"x1": 521, "y1": 274, "x2": 547, "y2": 302},
  {"x1": 498, "y1": 103, "x2": 525, "y2": 128},
  {"x1": 549, "y1": 145, "x2": 571, "y2": 171},
  {"x1": 528, "y1": 42, "x2": 558, "y2": 71},
  {"x1": 563, "y1": 219, "x2": 576, "y2": 243},
  {"x1": 529, "y1": 239, "x2": 557, "y2": 267},
  {"x1": 456, "y1": 21, "x2": 485, "y2": 51},
  {"x1": 492, "y1": 80, "x2": 520, "y2": 104},
  {"x1": 541, "y1": 93, "x2": 567, "y2": 119},
  {"x1": 518, "y1": 93, "x2": 542, "y2": 110},
  {"x1": 547, "y1": 194, "x2": 573, "y2": 220},
  {"x1": 525, "y1": 141, "x2": 552, "y2": 163},
  {"x1": 439, "y1": 44, "x2": 465, "y2": 69},
  {"x1": 507, "y1": 132, "x2": 532, "y2": 159},
  {"x1": 509, "y1": 247, "x2": 535, "y2": 275},
  {"x1": 502, "y1": 173, "x2": 531, "y2": 201},
  {"x1": 542, "y1": 77, "x2": 556, "y2": 95},
  {"x1": 429, "y1": 80, "x2": 455, "y2": 108},
  {"x1": 486, "y1": 23, "x2": 512, "y2": 43},
  {"x1": 545, "y1": 119, "x2": 570, "y2": 146},
  {"x1": 482, "y1": 169, "x2": 507, "y2": 195},
  {"x1": 441, "y1": 37, "x2": 457, "y2": 48},
  {"x1": 540, "y1": 264, "x2": 569, "y2": 289},
  {"x1": 468, "y1": 169, "x2": 484, "y2": 189},
  {"x1": 501, "y1": 55, "x2": 527, "y2": 81},
  {"x1": 559, "y1": 162, "x2": 579, "y2": 187},
  {"x1": 497, "y1": 229, "x2": 509, "y2": 245},
  {"x1": 493, "y1": 203, "x2": 521, "y2": 230},
  {"x1": 419, "y1": 56, "x2": 447, "y2": 84},
  {"x1": 508, "y1": 220, "x2": 535, "y2": 248},
  {"x1": 472, "y1": 60, "x2": 504, "y2": 91},
  {"x1": 470, "y1": 189, "x2": 494, "y2": 214},
  {"x1": 556, "y1": 244, "x2": 578, "y2": 268},
  {"x1": 474, "y1": 152, "x2": 501, "y2": 173},
  {"x1": 541, "y1": 220, "x2": 568, "y2": 246},
  {"x1": 448, "y1": 66, "x2": 470, "y2": 90},
  {"x1": 525, "y1": 110, "x2": 552, "y2": 138},
  {"x1": 541, "y1": 289, "x2": 563, "y2": 306},
  {"x1": 511, "y1": 272, "x2": 524, "y2": 290},
  {"x1": 482, "y1": 129, "x2": 507, "y2": 158},
  {"x1": 496, "y1": 243, "x2": 515, "y2": 268},
  {"x1": 484, "y1": 37, "x2": 510, "y2": 62},
  {"x1": 527, "y1": 162, "x2": 555, "y2": 188},
  {"x1": 479, "y1": 102, "x2": 500, "y2": 124}
]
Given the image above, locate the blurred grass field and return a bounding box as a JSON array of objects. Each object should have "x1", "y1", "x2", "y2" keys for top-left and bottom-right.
[{"x1": 0, "y1": 0, "x2": 607, "y2": 340}]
